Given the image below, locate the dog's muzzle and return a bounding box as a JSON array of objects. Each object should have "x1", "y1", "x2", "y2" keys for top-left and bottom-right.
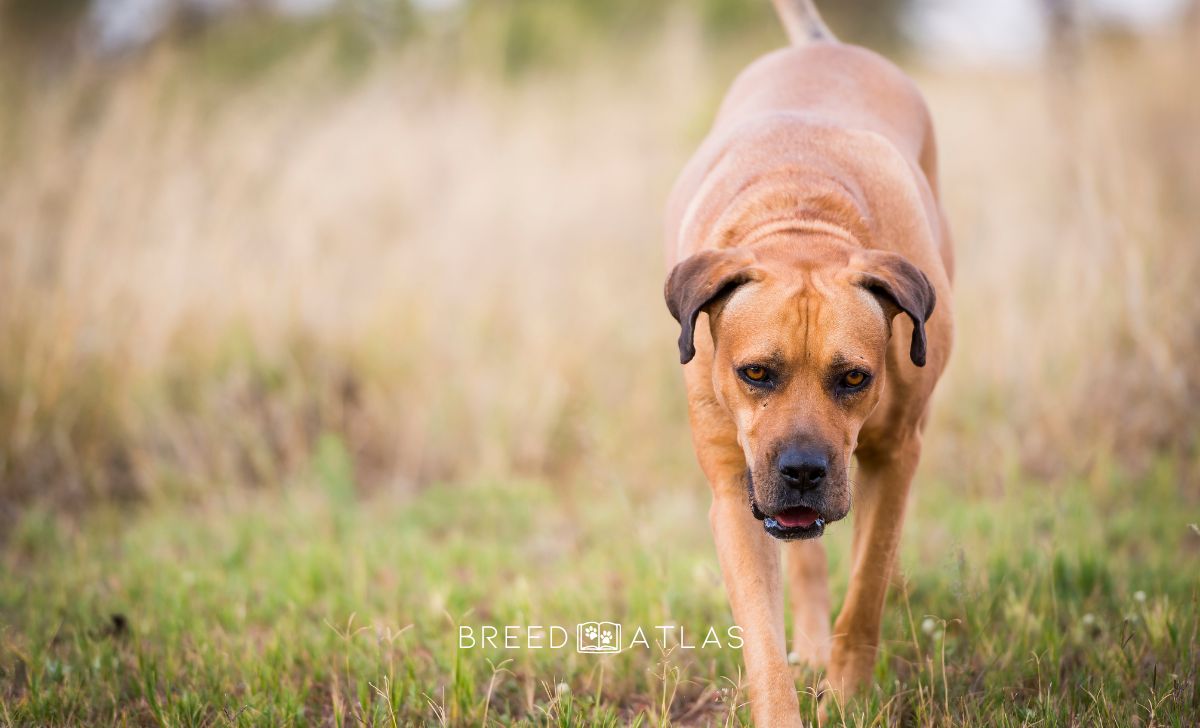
[{"x1": 747, "y1": 471, "x2": 828, "y2": 541}]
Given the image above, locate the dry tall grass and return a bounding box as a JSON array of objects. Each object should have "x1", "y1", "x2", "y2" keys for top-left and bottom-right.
[{"x1": 0, "y1": 20, "x2": 1196, "y2": 518}]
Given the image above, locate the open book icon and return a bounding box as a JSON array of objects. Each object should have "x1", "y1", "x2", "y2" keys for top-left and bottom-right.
[{"x1": 576, "y1": 621, "x2": 622, "y2": 653}]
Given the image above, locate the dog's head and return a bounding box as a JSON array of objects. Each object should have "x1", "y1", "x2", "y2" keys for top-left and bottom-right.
[{"x1": 665, "y1": 236, "x2": 935, "y2": 540}]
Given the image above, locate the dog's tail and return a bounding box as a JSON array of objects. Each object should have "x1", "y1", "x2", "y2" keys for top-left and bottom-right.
[{"x1": 771, "y1": 0, "x2": 836, "y2": 44}]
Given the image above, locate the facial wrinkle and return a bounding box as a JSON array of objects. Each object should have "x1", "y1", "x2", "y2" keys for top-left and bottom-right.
[{"x1": 800, "y1": 290, "x2": 812, "y2": 365}]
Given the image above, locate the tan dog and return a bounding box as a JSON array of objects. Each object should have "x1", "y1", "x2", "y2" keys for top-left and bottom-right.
[{"x1": 663, "y1": 1, "x2": 953, "y2": 724}]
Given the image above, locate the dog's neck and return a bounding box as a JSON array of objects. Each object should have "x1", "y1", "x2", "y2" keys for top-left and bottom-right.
[{"x1": 694, "y1": 170, "x2": 873, "y2": 253}]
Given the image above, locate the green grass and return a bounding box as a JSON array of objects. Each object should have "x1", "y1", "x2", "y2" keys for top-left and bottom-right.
[{"x1": 2, "y1": 449, "x2": 1198, "y2": 726}]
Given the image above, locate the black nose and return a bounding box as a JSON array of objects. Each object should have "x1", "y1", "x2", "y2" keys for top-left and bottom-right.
[{"x1": 778, "y1": 448, "x2": 827, "y2": 490}]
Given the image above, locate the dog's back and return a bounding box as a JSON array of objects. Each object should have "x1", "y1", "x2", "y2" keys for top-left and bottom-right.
[
  {"x1": 665, "y1": 10, "x2": 944, "y2": 269},
  {"x1": 713, "y1": 44, "x2": 935, "y2": 175}
]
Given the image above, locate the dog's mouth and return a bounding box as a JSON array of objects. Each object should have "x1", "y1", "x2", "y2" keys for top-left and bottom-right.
[
  {"x1": 746, "y1": 471, "x2": 838, "y2": 540},
  {"x1": 762, "y1": 506, "x2": 825, "y2": 540}
]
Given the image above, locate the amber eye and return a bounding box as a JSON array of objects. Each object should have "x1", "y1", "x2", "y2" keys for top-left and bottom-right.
[
  {"x1": 743, "y1": 366, "x2": 767, "y2": 381},
  {"x1": 842, "y1": 370, "x2": 867, "y2": 388}
]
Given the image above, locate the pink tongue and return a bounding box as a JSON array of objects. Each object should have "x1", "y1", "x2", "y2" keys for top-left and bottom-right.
[{"x1": 775, "y1": 507, "x2": 819, "y2": 528}]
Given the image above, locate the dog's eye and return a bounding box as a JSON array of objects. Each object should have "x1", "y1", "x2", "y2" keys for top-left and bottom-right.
[
  {"x1": 841, "y1": 370, "x2": 869, "y2": 388},
  {"x1": 739, "y1": 365, "x2": 771, "y2": 385}
]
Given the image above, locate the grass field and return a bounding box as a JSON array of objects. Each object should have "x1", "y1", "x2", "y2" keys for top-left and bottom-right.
[
  {"x1": 3, "y1": 454, "x2": 1198, "y2": 725},
  {"x1": 1, "y1": 6, "x2": 1199, "y2": 726}
]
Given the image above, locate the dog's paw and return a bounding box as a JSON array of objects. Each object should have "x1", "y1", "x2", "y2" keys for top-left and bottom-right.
[
  {"x1": 787, "y1": 640, "x2": 831, "y2": 671},
  {"x1": 818, "y1": 644, "x2": 878, "y2": 719}
]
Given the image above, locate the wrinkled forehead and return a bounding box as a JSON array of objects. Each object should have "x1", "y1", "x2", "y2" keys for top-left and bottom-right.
[{"x1": 716, "y1": 271, "x2": 889, "y2": 364}]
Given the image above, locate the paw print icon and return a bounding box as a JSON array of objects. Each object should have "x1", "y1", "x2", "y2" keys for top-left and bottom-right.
[{"x1": 576, "y1": 621, "x2": 622, "y2": 654}]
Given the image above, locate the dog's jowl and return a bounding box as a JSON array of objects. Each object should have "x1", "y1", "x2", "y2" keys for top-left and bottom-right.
[{"x1": 663, "y1": 1, "x2": 954, "y2": 724}]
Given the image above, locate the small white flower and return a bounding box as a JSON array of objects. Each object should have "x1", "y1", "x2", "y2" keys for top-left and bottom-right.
[
  {"x1": 787, "y1": 651, "x2": 801, "y2": 665},
  {"x1": 1134, "y1": 591, "x2": 1147, "y2": 603},
  {"x1": 555, "y1": 682, "x2": 570, "y2": 696},
  {"x1": 1081, "y1": 613, "x2": 1096, "y2": 626},
  {"x1": 921, "y1": 617, "x2": 937, "y2": 635}
]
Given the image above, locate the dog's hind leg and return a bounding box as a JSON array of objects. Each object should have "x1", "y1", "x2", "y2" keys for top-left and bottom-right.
[{"x1": 785, "y1": 539, "x2": 832, "y2": 670}]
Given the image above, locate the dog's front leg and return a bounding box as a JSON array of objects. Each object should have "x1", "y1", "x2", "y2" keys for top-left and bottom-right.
[
  {"x1": 683, "y1": 333, "x2": 802, "y2": 726},
  {"x1": 710, "y1": 489, "x2": 803, "y2": 727},
  {"x1": 827, "y1": 441, "x2": 921, "y2": 698}
]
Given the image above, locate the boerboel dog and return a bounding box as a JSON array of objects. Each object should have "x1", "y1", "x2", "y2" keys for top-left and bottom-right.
[{"x1": 663, "y1": 1, "x2": 953, "y2": 724}]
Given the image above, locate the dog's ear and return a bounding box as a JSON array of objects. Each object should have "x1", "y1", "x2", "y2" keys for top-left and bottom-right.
[
  {"x1": 665, "y1": 249, "x2": 761, "y2": 364},
  {"x1": 853, "y1": 250, "x2": 937, "y2": 367}
]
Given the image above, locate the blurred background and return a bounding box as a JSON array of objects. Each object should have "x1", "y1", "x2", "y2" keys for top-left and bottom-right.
[
  {"x1": 1, "y1": 0, "x2": 1196, "y2": 519},
  {"x1": 0, "y1": 0, "x2": 1195, "y2": 522},
  {"x1": 2, "y1": 0, "x2": 1199, "y2": 724}
]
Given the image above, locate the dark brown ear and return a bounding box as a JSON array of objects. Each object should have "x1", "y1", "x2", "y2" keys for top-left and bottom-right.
[
  {"x1": 854, "y1": 250, "x2": 937, "y2": 367},
  {"x1": 664, "y1": 249, "x2": 761, "y2": 364}
]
